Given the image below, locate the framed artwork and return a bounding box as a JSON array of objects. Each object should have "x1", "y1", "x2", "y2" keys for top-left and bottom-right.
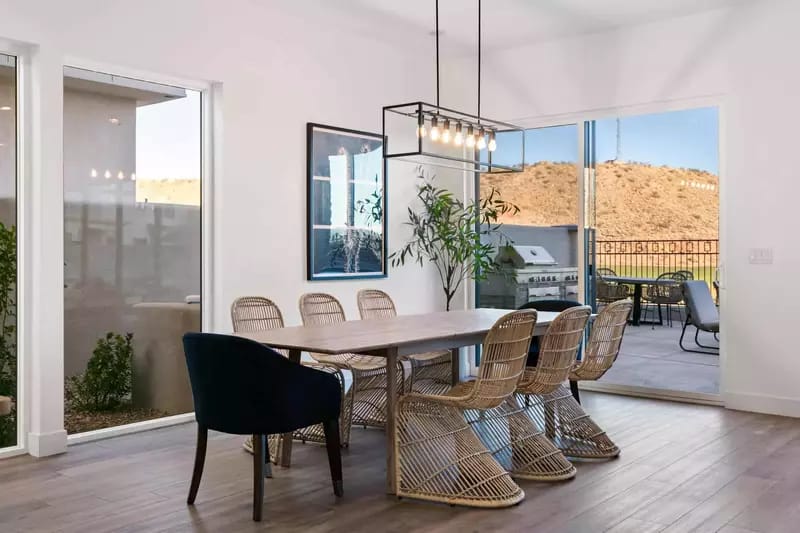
[{"x1": 307, "y1": 123, "x2": 387, "y2": 280}]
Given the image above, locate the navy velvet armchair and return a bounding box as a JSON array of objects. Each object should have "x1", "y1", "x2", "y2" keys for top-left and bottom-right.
[{"x1": 183, "y1": 332, "x2": 343, "y2": 522}]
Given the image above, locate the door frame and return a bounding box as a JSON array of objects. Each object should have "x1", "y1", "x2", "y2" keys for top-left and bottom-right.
[{"x1": 478, "y1": 95, "x2": 728, "y2": 405}]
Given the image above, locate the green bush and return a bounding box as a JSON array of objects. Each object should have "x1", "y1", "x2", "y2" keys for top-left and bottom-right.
[
  {"x1": 66, "y1": 332, "x2": 134, "y2": 412},
  {"x1": 0, "y1": 223, "x2": 17, "y2": 448}
]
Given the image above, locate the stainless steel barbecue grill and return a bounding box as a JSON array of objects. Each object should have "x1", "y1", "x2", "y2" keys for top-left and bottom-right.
[{"x1": 479, "y1": 245, "x2": 580, "y2": 309}]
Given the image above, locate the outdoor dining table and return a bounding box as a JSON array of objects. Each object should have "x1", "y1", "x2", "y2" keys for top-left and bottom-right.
[
  {"x1": 603, "y1": 275, "x2": 680, "y2": 326},
  {"x1": 235, "y1": 307, "x2": 560, "y2": 494}
]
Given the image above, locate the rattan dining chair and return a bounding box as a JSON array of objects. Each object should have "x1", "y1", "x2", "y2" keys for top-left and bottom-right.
[
  {"x1": 357, "y1": 289, "x2": 451, "y2": 395},
  {"x1": 231, "y1": 297, "x2": 351, "y2": 463},
  {"x1": 642, "y1": 272, "x2": 686, "y2": 327},
  {"x1": 595, "y1": 268, "x2": 630, "y2": 304},
  {"x1": 541, "y1": 299, "x2": 633, "y2": 459},
  {"x1": 393, "y1": 310, "x2": 536, "y2": 507},
  {"x1": 299, "y1": 293, "x2": 406, "y2": 429},
  {"x1": 468, "y1": 306, "x2": 591, "y2": 481}
]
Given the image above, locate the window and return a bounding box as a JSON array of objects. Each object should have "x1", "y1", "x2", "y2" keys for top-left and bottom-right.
[
  {"x1": 0, "y1": 53, "x2": 17, "y2": 449},
  {"x1": 63, "y1": 67, "x2": 202, "y2": 434}
]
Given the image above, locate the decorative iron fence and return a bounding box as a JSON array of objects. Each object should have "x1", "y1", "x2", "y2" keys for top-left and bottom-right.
[{"x1": 593, "y1": 239, "x2": 719, "y2": 285}]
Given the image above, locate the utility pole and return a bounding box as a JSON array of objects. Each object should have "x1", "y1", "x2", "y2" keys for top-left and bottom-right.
[{"x1": 615, "y1": 117, "x2": 623, "y2": 162}]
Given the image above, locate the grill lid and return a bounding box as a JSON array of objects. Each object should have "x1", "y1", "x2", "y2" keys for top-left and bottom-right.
[{"x1": 495, "y1": 245, "x2": 557, "y2": 268}]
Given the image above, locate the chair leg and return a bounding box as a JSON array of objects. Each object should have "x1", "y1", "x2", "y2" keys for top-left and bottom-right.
[
  {"x1": 253, "y1": 434, "x2": 265, "y2": 522},
  {"x1": 569, "y1": 380, "x2": 581, "y2": 404},
  {"x1": 323, "y1": 418, "x2": 344, "y2": 497},
  {"x1": 187, "y1": 425, "x2": 207, "y2": 505},
  {"x1": 680, "y1": 316, "x2": 719, "y2": 355}
]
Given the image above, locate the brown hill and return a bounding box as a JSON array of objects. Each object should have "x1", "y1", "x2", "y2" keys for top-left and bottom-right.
[{"x1": 480, "y1": 161, "x2": 718, "y2": 240}]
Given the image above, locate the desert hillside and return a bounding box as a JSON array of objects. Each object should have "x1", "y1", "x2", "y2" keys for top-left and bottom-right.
[{"x1": 480, "y1": 161, "x2": 718, "y2": 240}]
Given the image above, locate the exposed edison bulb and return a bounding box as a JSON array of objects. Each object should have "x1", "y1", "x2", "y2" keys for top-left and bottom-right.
[
  {"x1": 90, "y1": 168, "x2": 98, "y2": 178},
  {"x1": 117, "y1": 171, "x2": 125, "y2": 180},
  {"x1": 104, "y1": 170, "x2": 111, "y2": 179},
  {"x1": 465, "y1": 125, "x2": 476, "y2": 148},
  {"x1": 130, "y1": 173, "x2": 136, "y2": 181},
  {"x1": 429, "y1": 116, "x2": 440, "y2": 142},
  {"x1": 416, "y1": 113, "x2": 427, "y2": 138},
  {"x1": 441, "y1": 119, "x2": 451, "y2": 144},
  {"x1": 454, "y1": 123, "x2": 464, "y2": 146},
  {"x1": 488, "y1": 130, "x2": 497, "y2": 152},
  {"x1": 476, "y1": 128, "x2": 487, "y2": 150}
]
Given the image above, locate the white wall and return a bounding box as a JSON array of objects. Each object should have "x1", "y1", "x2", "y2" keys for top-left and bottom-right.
[
  {"x1": 446, "y1": 0, "x2": 800, "y2": 417},
  {"x1": 0, "y1": 0, "x2": 451, "y2": 455}
]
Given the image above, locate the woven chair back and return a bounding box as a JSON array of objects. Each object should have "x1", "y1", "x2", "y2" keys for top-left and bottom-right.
[
  {"x1": 460, "y1": 310, "x2": 537, "y2": 410},
  {"x1": 573, "y1": 300, "x2": 632, "y2": 380},
  {"x1": 357, "y1": 289, "x2": 396, "y2": 320},
  {"x1": 231, "y1": 296, "x2": 285, "y2": 332},
  {"x1": 299, "y1": 293, "x2": 347, "y2": 326},
  {"x1": 522, "y1": 306, "x2": 591, "y2": 392}
]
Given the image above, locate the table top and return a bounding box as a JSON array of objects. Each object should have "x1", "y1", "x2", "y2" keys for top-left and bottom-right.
[
  {"x1": 235, "y1": 308, "x2": 560, "y2": 356},
  {"x1": 604, "y1": 275, "x2": 680, "y2": 286}
]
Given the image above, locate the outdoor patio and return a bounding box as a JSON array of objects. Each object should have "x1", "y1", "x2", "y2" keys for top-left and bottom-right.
[{"x1": 599, "y1": 316, "x2": 720, "y2": 395}]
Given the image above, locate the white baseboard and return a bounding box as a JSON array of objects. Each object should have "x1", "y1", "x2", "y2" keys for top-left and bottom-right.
[
  {"x1": 723, "y1": 391, "x2": 800, "y2": 418},
  {"x1": 67, "y1": 412, "x2": 195, "y2": 445},
  {"x1": 27, "y1": 429, "x2": 68, "y2": 457}
]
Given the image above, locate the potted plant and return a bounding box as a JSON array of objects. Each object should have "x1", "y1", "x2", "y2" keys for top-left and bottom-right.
[{"x1": 391, "y1": 167, "x2": 518, "y2": 311}]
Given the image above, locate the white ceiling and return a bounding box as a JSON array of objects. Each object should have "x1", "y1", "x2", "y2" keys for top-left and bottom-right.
[{"x1": 343, "y1": 0, "x2": 752, "y2": 51}]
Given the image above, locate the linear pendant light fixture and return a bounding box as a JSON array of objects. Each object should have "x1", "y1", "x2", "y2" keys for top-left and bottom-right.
[{"x1": 382, "y1": 0, "x2": 524, "y2": 173}]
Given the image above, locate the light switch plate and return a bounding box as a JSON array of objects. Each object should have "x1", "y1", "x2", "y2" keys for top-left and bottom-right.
[{"x1": 748, "y1": 248, "x2": 773, "y2": 265}]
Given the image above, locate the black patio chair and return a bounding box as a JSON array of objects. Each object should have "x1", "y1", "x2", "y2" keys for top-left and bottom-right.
[
  {"x1": 518, "y1": 299, "x2": 583, "y2": 401},
  {"x1": 183, "y1": 332, "x2": 343, "y2": 522},
  {"x1": 679, "y1": 281, "x2": 720, "y2": 355}
]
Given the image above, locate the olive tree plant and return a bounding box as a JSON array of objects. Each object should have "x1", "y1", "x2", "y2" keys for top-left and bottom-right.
[{"x1": 390, "y1": 168, "x2": 518, "y2": 311}]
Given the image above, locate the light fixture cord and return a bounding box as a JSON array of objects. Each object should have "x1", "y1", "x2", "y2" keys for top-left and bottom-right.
[
  {"x1": 435, "y1": 0, "x2": 440, "y2": 108},
  {"x1": 477, "y1": 0, "x2": 481, "y2": 123}
]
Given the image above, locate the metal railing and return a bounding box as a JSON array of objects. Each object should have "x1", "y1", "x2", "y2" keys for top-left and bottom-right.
[{"x1": 593, "y1": 239, "x2": 719, "y2": 285}]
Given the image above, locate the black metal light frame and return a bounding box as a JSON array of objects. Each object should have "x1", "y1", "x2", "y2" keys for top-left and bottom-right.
[{"x1": 382, "y1": 101, "x2": 524, "y2": 173}]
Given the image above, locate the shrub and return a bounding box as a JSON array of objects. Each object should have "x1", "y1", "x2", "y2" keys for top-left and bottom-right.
[
  {"x1": 66, "y1": 332, "x2": 134, "y2": 412},
  {"x1": 0, "y1": 223, "x2": 17, "y2": 447}
]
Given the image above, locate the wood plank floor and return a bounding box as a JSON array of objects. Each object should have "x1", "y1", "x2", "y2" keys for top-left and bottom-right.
[{"x1": 2, "y1": 393, "x2": 799, "y2": 532}]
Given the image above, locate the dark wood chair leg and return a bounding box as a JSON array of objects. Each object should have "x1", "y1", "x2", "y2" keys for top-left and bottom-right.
[
  {"x1": 322, "y1": 418, "x2": 343, "y2": 497},
  {"x1": 569, "y1": 380, "x2": 581, "y2": 404},
  {"x1": 187, "y1": 425, "x2": 207, "y2": 505},
  {"x1": 252, "y1": 434, "x2": 265, "y2": 522}
]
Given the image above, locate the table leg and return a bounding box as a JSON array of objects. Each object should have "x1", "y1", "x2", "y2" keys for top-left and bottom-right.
[
  {"x1": 631, "y1": 284, "x2": 642, "y2": 326},
  {"x1": 450, "y1": 347, "x2": 461, "y2": 385},
  {"x1": 279, "y1": 348, "x2": 302, "y2": 467},
  {"x1": 385, "y1": 346, "x2": 399, "y2": 495}
]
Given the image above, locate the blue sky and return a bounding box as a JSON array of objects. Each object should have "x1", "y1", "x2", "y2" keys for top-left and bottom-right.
[
  {"x1": 136, "y1": 89, "x2": 201, "y2": 180},
  {"x1": 491, "y1": 106, "x2": 719, "y2": 174}
]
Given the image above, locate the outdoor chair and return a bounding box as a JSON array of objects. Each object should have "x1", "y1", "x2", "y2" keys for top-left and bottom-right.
[
  {"x1": 231, "y1": 297, "x2": 351, "y2": 463},
  {"x1": 183, "y1": 333, "x2": 343, "y2": 522},
  {"x1": 357, "y1": 289, "x2": 451, "y2": 394},
  {"x1": 518, "y1": 299, "x2": 582, "y2": 401},
  {"x1": 299, "y1": 293, "x2": 407, "y2": 428},
  {"x1": 676, "y1": 270, "x2": 695, "y2": 280},
  {"x1": 595, "y1": 268, "x2": 630, "y2": 304},
  {"x1": 468, "y1": 306, "x2": 591, "y2": 481},
  {"x1": 393, "y1": 310, "x2": 535, "y2": 507},
  {"x1": 680, "y1": 281, "x2": 720, "y2": 354},
  {"x1": 642, "y1": 272, "x2": 686, "y2": 327}
]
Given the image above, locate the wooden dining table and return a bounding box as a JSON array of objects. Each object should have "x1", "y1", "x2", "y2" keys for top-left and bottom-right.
[{"x1": 235, "y1": 307, "x2": 560, "y2": 494}]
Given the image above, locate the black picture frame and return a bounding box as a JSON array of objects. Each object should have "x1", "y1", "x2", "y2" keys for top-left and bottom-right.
[{"x1": 307, "y1": 123, "x2": 388, "y2": 281}]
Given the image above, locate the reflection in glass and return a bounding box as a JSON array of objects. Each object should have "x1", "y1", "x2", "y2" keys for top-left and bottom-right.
[{"x1": 63, "y1": 68, "x2": 201, "y2": 433}]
